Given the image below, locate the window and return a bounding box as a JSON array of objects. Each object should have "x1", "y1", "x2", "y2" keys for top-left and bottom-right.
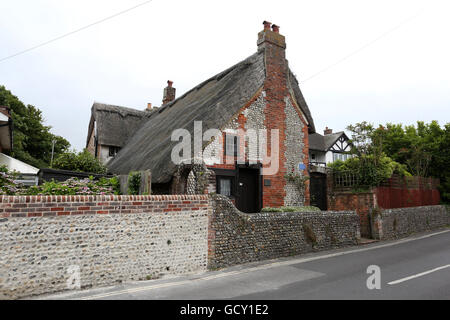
[
  {"x1": 217, "y1": 177, "x2": 233, "y2": 197},
  {"x1": 109, "y1": 146, "x2": 120, "y2": 157},
  {"x1": 311, "y1": 153, "x2": 316, "y2": 160},
  {"x1": 225, "y1": 135, "x2": 240, "y2": 157},
  {"x1": 333, "y1": 153, "x2": 350, "y2": 162}
]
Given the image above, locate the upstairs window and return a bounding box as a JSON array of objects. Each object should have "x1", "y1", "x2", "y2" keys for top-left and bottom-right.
[
  {"x1": 225, "y1": 135, "x2": 240, "y2": 157},
  {"x1": 109, "y1": 146, "x2": 121, "y2": 157}
]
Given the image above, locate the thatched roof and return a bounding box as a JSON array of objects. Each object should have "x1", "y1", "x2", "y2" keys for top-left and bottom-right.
[
  {"x1": 107, "y1": 50, "x2": 316, "y2": 183},
  {"x1": 86, "y1": 103, "x2": 152, "y2": 148}
]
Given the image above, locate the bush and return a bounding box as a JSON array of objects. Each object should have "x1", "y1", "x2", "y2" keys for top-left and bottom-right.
[
  {"x1": 53, "y1": 149, "x2": 107, "y2": 174},
  {"x1": 328, "y1": 154, "x2": 411, "y2": 188},
  {"x1": 128, "y1": 171, "x2": 141, "y2": 195},
  {"x1": 0, "y1": 165, "x2": 23, "y2": 195},
  {"x1": 25, "y1": 176, "x2": 119, "y2": 196},
  {"x1": 0, "y1": 164, "x2": 119, "y2": 196}
]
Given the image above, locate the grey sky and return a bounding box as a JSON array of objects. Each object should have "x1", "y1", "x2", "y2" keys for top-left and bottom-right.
[{"x1": 0, "y1": 0, "x2": 448, "y2": 151}]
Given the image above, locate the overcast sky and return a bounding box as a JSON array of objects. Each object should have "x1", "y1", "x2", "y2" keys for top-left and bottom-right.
[{"x1": 0, "y1": 0, "x2": 449, "y2": 151}]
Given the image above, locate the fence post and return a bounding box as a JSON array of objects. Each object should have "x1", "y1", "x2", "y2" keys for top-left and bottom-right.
[{"x1": 139, "y1": 170, "x2": 152, "y2": 195}]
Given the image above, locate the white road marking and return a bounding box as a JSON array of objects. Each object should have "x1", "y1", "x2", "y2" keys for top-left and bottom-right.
[
  {"x1": 388, "y1": 265, "x2": 450, "y2": 285},
  {"x1": 48, "y1": 229, "x2": 450, "y2": 300}
]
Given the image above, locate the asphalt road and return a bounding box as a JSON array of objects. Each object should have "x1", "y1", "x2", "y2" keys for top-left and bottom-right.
[{"x1": 38, "y1": 229, "x2": 450, "y2": 300}]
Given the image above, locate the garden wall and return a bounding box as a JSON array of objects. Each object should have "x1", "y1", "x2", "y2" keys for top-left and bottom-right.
[
  {"x1": 371, "y1": 205, "x2": 450, "y2": 240},
  {"x1": 0, "y1": 195, "x2": 210, "y2": 299},
  {"x1": 208, "y1": 195, "x2": 361, "y2": 269}
]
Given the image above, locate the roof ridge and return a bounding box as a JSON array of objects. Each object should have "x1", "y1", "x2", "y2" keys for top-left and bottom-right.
[{"x1": 152, "y1": 51, "x2": 263, "y2": 117}]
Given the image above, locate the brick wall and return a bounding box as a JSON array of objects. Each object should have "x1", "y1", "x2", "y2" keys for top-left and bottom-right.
[
  {"x1": 0, "y1": 195, "x2": 210, "y2": 299},
  {"x1": 208, "y1": 195, "x2": 360, "y2": 269},
  {"x1": 371, "y1": 205, "x2": 449, "y2": 240},
  {"x1": 328, "y1": 192, "x2": 376, "y2": 238}
]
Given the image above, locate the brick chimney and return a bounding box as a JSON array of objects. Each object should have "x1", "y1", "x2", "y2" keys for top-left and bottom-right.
[
  {"x1": 257, "y1": 21, "x2": 286, "y2": 52},
  {"x1": 162, "y1": 80, "x2": 176, "y2": 105},
  {"x1": 259, "y1": 21, "x2": 289, "y2": 208},
  {"x1": 324, "y1": 127, "x2": 333, "y2": 135}
]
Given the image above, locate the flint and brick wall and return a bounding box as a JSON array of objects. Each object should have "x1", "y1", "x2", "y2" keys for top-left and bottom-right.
[
  {"x1": 0, "y1": 195, "x2": 210, "y2": 299},
  {"x1": 208, "y1": 195, "x2": 360, "y2": 269},
  {"x1": 372, "y1": 205, "x2": 450, "y2": 240}
]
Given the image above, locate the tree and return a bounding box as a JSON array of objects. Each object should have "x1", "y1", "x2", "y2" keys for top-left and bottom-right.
[
  {"x1": 369, "y1": 121, "x2": 449, "y2": 203},
  {"x1": 0, "y1": 85, "x2": 70, "y2": 168},
  {"x1": 53, "y1": 149, "x2": 107, "y2": 174}
]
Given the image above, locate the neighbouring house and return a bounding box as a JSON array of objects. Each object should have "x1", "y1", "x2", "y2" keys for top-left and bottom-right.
[
  {"x1": 0, "y1": 106, "x2": 38, "y2": 185},
  {"x1": 309, "y1": 127, "x2": 353, "y2": 167},
  {"x1": 307, "y1": 127, "x2": 353, "y2": 211},
  {"x1": 0, "y1": 153, "x2": 39, "y2": 186},
  {"x1": 86, "y1": 22, "x2": 316, "y2": 213},
  {"x1": 0, "y1": 106, "x2": 13, "y2": 154},
  {"x1": 86, "y1": 103, "x2": 153, "y2": 164}
]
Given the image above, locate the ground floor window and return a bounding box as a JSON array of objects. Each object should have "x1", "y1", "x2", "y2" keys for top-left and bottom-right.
[{"x1": 217, "y1": 176, "x2": 233, "y2": 197}]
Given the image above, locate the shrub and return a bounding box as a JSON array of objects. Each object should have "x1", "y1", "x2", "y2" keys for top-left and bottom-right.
[
  {"x1": 329, "y1": 154, "x2": 411, "y2": 188},
  {"x1": 1, "y1": 166, "x2": 119, "y2": 196},
  {"x1": 0, "y1": 165, "x2": 24, "y2": 195},
  {"x1": 53, "y1": 149, "x2": 107, "y2": 174},
  {"x1": 128, "y1": 171, "x2": 141, "y2": 195},
  {"x1": 25, "y1": 176, "x2": 119, "y2": 196}
]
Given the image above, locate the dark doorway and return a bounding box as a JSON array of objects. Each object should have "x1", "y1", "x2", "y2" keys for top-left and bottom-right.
[
  {"x1": 310, "y1": 172, "x2": 327, "y2": 210},
  {"x1": 236, "y1": 168, "x2": 261, "y2": 213}
]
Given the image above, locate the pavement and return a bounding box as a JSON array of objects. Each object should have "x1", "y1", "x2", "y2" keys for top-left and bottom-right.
[{"x1": 35, "y1": 228, "x2": 450, "y2": 300}]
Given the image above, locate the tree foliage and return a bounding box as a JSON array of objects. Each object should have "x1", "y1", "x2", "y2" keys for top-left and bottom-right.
[
  {"x1": 341, "y1": 121, "x2": 449, "y2": 203},
  {"x1": 332, "y1": 122, "x2": 411, "y2": 188},
  {"x1": 372, "y1": 121, "x2": 449, "y2": 203},
  {"x1": 53, "y1": 149, "x2": 107, "y2": 174},
  {"x1": 0, "y1": 85, "x2": 70, "y2": 168}
]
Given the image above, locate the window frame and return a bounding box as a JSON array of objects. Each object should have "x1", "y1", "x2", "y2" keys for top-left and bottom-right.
[
  {"x1": 109, "y1": 146, "x2": 120, "y2": 157},
  {"x1": 224, "y1": 134, "x2": 240, "y2": 158},
  {"x1": 216, "y1": 176, "x2": 234, "y2": 197}
]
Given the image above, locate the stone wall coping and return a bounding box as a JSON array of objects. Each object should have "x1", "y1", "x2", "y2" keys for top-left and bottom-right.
[
  {"x1": 244, "y1": 210, "x2": 357, "y2": 218},
  {"x1": 381, "y1": 205, "x2": 447, "y2": 214},
  {"x1": 0, "y1": 194, "x2": 209, "y2": 203}
]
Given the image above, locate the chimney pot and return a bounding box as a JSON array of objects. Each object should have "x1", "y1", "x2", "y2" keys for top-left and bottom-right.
[
  {"x1": 147, "y1": 103, "x2": 152, "y2": 110},
  {"x1": 167, "y1": 80, "x2": 173, "y2": 88},
  {"x1": 263, "y1": 21, "x2": 272, "y2": 30},
  {"x1": 272, "y1": 24, "x2": 280, "y2": 33},
  {"x1": 324, "y1": 127, "x2": 333, "y2": 135}
]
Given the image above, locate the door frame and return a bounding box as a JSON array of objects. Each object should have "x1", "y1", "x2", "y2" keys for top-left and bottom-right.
[{"x1": 236, "y1": 162, "x2": 262, "y2": 213}]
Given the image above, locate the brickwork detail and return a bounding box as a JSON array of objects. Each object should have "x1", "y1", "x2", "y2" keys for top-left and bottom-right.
[{"x1": 328, "y1": 192, "x2": 377, "y2": 238}]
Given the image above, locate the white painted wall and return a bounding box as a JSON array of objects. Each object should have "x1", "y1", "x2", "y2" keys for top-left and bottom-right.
[{"x1": 0, "y1": 153, "x2": 38, "y2": 174}]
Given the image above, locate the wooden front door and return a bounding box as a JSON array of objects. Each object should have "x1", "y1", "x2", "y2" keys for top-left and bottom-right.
[
  {"x1": 310, "y1": 172, "x2": 327, "y2": 210},
  {"x1": 236, "y1": 168, "x2": 260, "y2": 213}
]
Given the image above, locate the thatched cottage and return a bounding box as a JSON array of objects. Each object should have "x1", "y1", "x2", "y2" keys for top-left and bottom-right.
[{"x1": 86, "y1": 22, "x2": 316, "y2": 213}]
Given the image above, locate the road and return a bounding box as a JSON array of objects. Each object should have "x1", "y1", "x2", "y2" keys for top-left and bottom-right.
[{"x1": 38, "y1": 229, "x2": 450, "y2": 300}]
